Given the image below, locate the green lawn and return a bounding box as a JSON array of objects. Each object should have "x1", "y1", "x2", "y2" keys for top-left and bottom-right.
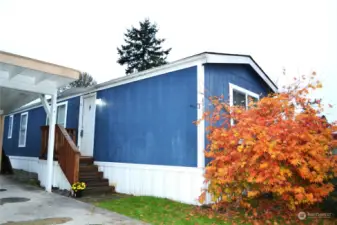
[
  {"x1": 96, "y1": 196, "x2": 229, "y2": 225},
  {"x1": 96, "y1": 196, "x2": 336, "y2": 225}
]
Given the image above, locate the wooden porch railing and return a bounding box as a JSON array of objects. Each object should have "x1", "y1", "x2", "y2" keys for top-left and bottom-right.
[
  {"x1": 40, "y1": 125, "x2": 80, "y2": 184},
  {"x1": 40, "y1": 126, "x2": 77, "y2": 160}
]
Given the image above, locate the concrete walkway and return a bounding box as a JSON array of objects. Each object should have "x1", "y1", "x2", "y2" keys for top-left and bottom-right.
[{"x1": 0, "y1": 176, "x2": 146, "y2": 225}]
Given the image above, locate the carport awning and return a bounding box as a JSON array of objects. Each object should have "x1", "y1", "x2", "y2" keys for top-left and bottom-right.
[{"x1": 0, "y1": 50, "x2": 80, "y2": 114}]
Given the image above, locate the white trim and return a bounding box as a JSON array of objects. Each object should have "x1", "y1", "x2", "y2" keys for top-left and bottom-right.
[
  {"x1": 45, "y1": 101, "x2": 68, "y2": 128},
  {"x1": 57, "y1": 101, "x2": 68, "y2": 128},
  {"x1": 8, "y1": 53, "x2": 277, "y2": 116},
  {"x1": 77, "y1": 96, "x2": 84, "y2": 148},
  {"x1": 94, "y1": 161, "x2": 204, "y2": 204},
  {"x1": 18, "y1": 112, "x2": 28, "y2": 147},
  {"x1": 78, "y1": 92, "x2": 97, "y2": 155},
  {"x1": 9, "y1": 155, "x2": 39, "y2": 161},
  {"x1": 7, "y1": 115, "x2": 13, "y2": 139},
  {"x1": 95, "y1": 161, "x2": 203, "y2": 172},
  {"x1": 197, "y1": 63, "x2": 205, "y2": 168},
  {"x1": 8, "y1": 156, "x2": 71, "y2": 190},
  {"x1": 205, "y1": 54, "x2": 278, "y2": 92},
  {"x1": 46, "y1": 93, "x2": 57, "y2": 192},
  {"x1": 229, "y1": 83, "x2": 260, "y2": 125},
  {"x1": 40, "y1": 94, "x2": 51, "y2": 117},
  {"x1": 229, "y1": 83, "x2": 260, "y2": 107},
  {"x1": 93, "y1": 58, "x2": 205, "y2": 93}
]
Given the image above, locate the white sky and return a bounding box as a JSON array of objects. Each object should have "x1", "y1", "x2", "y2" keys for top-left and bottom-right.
[{"x1": 0, "y1": 0, "x2": 336, "y2": 121}]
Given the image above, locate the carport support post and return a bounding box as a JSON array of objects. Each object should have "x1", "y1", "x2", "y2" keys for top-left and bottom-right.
[{"x1": 46, "y1": 93, "x2": 57, "y2": 192}]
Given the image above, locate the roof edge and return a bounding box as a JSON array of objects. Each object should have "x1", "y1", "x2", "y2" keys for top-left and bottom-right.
[
  {"x1": 8, "y1": 52, "x2": 278, "y2": 114},
  {"x1": 0, "y1": 50, "x2": 81, "y2": 79}
]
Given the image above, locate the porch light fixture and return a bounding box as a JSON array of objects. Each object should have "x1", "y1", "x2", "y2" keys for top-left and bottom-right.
[{"x1": 95, "y1": 98, "x2": 106, "y2": 106}]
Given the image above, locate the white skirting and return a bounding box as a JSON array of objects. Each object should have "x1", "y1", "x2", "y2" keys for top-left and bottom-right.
[
  {"x1": 94, "y1": 161, "x2": 205, "y2": 205},
  {"x1": 8, "y1": 156, "x2": 71, "y2": 190}
]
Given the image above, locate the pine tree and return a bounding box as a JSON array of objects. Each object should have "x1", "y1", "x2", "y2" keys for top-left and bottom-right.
[
  {"x1": 69, "y1": 72, "x2": 97, "y2": 88},
  {"x1": 58, "y1": 72, "x2": 97, "y2": 95},
  {"x1": 117, "y1": 19, "x2": 172, "y2": 75}
]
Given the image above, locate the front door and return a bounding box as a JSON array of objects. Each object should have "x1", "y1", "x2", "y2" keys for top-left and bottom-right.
[{"x1": 79, "y1": 94, "x2": 96, "y2": 156}]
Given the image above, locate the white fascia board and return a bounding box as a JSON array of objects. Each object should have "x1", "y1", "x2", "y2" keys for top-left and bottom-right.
[
  {"x1": 7, "y1": 53, "x2": 277, "y2": 115},
  {"x1": 93, "y1": 55, "x2": 207, "y2": 93},
  {"x1": 204, "y1": 54, "x2": 278, "y2": 93}
]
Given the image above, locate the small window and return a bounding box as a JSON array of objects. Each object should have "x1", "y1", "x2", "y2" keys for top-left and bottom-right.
[
  {"x1": 230, "y1": 83, "x2": 259, "y2": 109},
  {"x1": 46, "y1": 101, "x2": 68, "y2": 128},
  {"x1": 233, "y1": 90, "x2": 246, "y2": 108},
  {"x1": 229, "y1": 83, "x2": 259, "y2": 125},
  {"x1": 8, "y1": 115, "x2": 14, "y2": 139},
  {"x1": 18, "y1": 112, "x2": 28, "y2": 147}
]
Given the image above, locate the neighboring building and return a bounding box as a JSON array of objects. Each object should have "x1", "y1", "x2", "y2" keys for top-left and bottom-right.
[{"x1": 2, "y1": 52, "x2": 277, "y2": 204}]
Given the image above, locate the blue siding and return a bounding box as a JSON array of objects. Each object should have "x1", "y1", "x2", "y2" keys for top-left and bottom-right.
[
  {"x1": 3, "y1": 97, "x2": 80, "y2": 157},
  {"x1": 204, "y1": 64, "x2": 273, "y2": 164},
  {"x1": 94, "y1": 66, "x2": 198, "y2": 167},
  {"x1": 66, "y1": 97, "x2": 80, "y2": 129},
  {"x1": 204, "y1": 64, "x2": 272, "y2": 100},
  {"x1": 3, "y1": 107, "x2": 46, "y2": 157}
]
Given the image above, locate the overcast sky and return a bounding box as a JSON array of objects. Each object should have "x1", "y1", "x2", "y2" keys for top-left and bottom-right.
[{"x1": 0, "y1": 0, "x2": 336, "y2": 121}]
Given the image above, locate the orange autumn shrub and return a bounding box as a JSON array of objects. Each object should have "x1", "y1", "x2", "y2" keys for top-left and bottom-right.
[{"x1": 198, "y1": 74, "x2": 337, "y2": 211}]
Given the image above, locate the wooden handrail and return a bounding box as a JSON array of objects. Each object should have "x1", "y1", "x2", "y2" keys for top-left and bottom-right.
[
  {"x1": 40, "y1": 125, "x2": 80, "y2": 184},
  {"x1": 40, "y1": 126, "x2": 77, "y2": 160},
  {"x1": 55, "y1": 125, "x2": 80, "y2": 184}
]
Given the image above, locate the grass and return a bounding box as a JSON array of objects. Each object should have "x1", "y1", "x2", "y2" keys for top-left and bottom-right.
[
  {"x1": 96, "y1": 196, "x2": 228, "y2": 224},
  {"x1": 96, "y1": 196, "x2": 337, "y2": 225}
]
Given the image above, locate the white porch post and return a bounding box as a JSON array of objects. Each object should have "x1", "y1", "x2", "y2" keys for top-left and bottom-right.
[{"x1": 46, "y1": 93, "x2": 57, "y2": 192}]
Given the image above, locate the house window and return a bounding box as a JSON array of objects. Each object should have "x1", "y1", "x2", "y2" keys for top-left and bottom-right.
[
  {"x1": 230, "y1": 83, "x2": 259, "y2": 109},
  {"x1": 46, "y1": 101, "x2": 68, "y2": 128},
  {"x1": 8, "y1": 115, "x2": 14, "y2": 139},
  {"x1": 229, "y1": 83, "x2": 259, "y2": 124},
  {"x1": 18, "y1": 112, "x2": 28, "y2": 147}
]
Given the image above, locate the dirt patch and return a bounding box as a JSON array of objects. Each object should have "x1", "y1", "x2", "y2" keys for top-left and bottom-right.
[{"x1": 1, "y1": 217, "x2": 72, "y2": 225}]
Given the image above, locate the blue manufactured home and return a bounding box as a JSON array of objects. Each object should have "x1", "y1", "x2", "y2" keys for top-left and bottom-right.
[{"x1": 3, "y1": 52, "x2": 277, "y2": 204}]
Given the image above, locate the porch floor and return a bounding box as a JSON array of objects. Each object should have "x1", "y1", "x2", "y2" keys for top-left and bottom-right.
[{"x1": 0, "y1": 175, "x2": 146, "y2": 225}]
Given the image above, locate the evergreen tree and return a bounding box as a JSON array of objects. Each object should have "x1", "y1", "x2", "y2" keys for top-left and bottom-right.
[
  {"x1": 117, "y1": 19, "x2": 172, "y2": 74},
  {"x1": 58, "y1": 72, "x2": 97, "y2": 95},
  {"x1": 69, "y1": 72, "x2": 97, "y2": 88}
]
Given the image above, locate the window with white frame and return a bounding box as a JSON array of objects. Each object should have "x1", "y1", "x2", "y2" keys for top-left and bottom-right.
[
  {"x1": 8, "y1": 115, "x2": 14, "y2": 139},
  {"x1": 46, "y1": 101, "x2": 68, "y2": 128},
  {"x1": 18, "y1": 112, "x2": 28, "y2": 147},
  {"x1": 229, "y1": 83, "x2": 259, "y2": 124},
  {"x1": 230, "y1": 83, "x2": 259, "y2": 109}
]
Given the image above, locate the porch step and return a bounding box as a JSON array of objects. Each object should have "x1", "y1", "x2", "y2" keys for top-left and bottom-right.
[
  {"x1": 85, "y1": 180, "x2": 109, "y2": 187},
  {"x1": 78, "y1": 156, "x2": 114, "y2": 196},
  {"x1": 79, "y1": 156, "x2": 94, "y2": 165},
  {"x1": 79, "y1": 165, "x2": 98, "y2": 172},
  {"x1": 80, "y1": 171, "x2": 103, "y2": 178},
  {"x1": 83, "y1": 186, "x2": 114, "y2": 195}
]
